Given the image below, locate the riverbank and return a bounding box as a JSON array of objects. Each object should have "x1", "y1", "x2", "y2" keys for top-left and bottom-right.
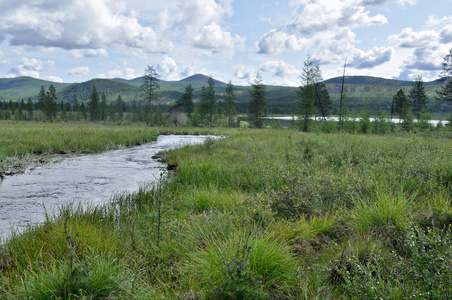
[
  {"x1": 1, "y1": 127, "x2": 452, "y2": 298},
  {"x1": 0, "y1": 121, "x2": 224, "y2": 177}
]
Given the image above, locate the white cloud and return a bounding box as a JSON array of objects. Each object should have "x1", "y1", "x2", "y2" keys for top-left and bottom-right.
[
  {"x1": 257, "y1": 29, "x2": 308, "y2": 54},
  {"x1": 289, "y1": 0, "x2": 387, "y2": 35},
  {"x1": 388, "y1": 27, "x2": 439, "y2": 48},
  {"x1": 157, "y1": 55, "x2": 179, "y2": 80},
  {"x1": 0, "y1": 0, "x2": 173, "y2": 53},
  {"x1": 349, "y1": 47, "x2": 394, "y2": 69},
  {"x1": 46, "y1": 76, "x2": 64, "y2": 83},
  {"x1": 259, "y1": 60, "x2": 299, "y2": 77},
  {"x1": 7, "y1": 58, "x2": 54, "y2": 78},
  {"x1": 193, "y1": 22, "x2": 245, "y2": 51},
  {"x1": 99, "y1": 68, "x2": 138, "y2": 79},
  {"x1": 68, "y1": 66, "x2": 90, "y2": 77},
  {"x1": 71, "y1": 49, "x2": 109, "y2": 58},
  {"x1": 174, "y1": 0, "x2": 233, "y2": 35}
]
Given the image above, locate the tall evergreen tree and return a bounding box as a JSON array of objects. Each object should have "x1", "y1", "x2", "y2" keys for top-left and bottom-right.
[
  {"x1": 409, "y1": 74, "x2": 428, "y2": 121},
  {"x1": 141, "y1": 65, "x2": 159, "y2": 126},
  {"x1": 100, "y1": 91, "x2": 108, "y2": 121},
  {"x1": 392, "y1": 89, "x2": 410, "y2": 122},
  {"x1": 45, "y1": 84, "x2": 58, "y2": 122},
  {"x1": 436, "y1": 49, "x2": 452, "y2": 115},
  {"x1": 198, "y1": 86, "x2": 209, "y2": 124},
  {"x1": 115, "y1": 94, "x2": 124, "y2": 120},
  {"x1": 313, "y1": 66, "x2": 332, "y2": 119},
  {"x1": 87, "y1": 85, "x2": 100, "y2": 122},
  {"x1": 37, "y1": 85, "x2": 46, "y2": 118},
  {"x1": 247, "y1": 72, "x2": 267, "y2": 128},
  {"x1": 80, "y1": 102, "x2": 87, "y2": 121},
  {"x1": 224, "y1": 81, "x2": 237, "y2": 128},
  {"x1": 178, "y1": 84, "x2": 194, "y2": 119},
  {"x1": 297, "y1": 55, "x2": 316, "y2": 132},
  {"x1": 206, "y1": 77, "x2": 216, "y2": 125}
]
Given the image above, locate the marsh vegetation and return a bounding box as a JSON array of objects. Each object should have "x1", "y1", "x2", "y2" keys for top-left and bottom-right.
[{"x1": 1, "y1": 124, "x2": 452, "y2": 299}]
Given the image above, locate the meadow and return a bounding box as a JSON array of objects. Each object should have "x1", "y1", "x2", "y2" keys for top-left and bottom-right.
[{"x1": 1, "y1": 123, "x2": 452, "y2": 299}]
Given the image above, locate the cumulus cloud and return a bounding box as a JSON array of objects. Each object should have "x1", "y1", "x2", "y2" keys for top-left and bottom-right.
[
  {"x1": 259, "y1": 60, "x2": 299, "y2": 77},
  {"x1": 71, "y1": 49, "x2": 109, "y2": 58},
  {"x1": 388, "y1": 27, "x2": 439, "y2": 48},
  {"x1": 174, "y1": 0, "x2": 233, "y2": 35},
  {"x1": 46, "y1": 76, "x2": 64, "y2": 83},
  {"x1": 257, "y1": 29, "x2": 307, "y2": 55},
  {"x1": 7, "y1": 58, "x2": 54, "y2": 78},
  {"x1": 193, "y1": 22, "x2": 245, "y2": 51},
  {"x1": 68, "y1": 66, "x2": 90, "y2": 77},
  {"x1": 157, "y1": 55, "x2": 179, "y2": 81},
  {"x1": 349, "y1": 47, "x2": 394, "y2": 69},
  {"x1": 99, "y1": 67, "x2": 137, "y2": 79},
  {"x1": 289, "y1": 0, "x2": 387, "y2": 35},
  {"x1": 0, "y1": 0, "x2": 172, "y2": 53},
  {"x1": 234, "y1": 65, "x2": 254, "y2": 82}
]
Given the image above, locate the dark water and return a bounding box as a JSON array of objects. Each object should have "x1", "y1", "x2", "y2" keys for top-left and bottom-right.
[{"x1": 0, "y1": 135, "x2": 210, "y2": 241}]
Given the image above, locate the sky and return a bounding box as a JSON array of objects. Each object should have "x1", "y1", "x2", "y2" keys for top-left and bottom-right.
[{"x1": 0, "y1": 0, "x2": 451, "y2": 86}]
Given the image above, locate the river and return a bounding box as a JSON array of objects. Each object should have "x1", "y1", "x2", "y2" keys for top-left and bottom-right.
[{"x1": 0, "y1": 135, "x2": 211, "y2": 241}]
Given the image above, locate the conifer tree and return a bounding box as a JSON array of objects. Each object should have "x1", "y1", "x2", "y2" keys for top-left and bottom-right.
[
  {"x1": 409, "y1": 74, "x2": 428, "y2": 121},
  {"x1": 178, "y1": 84, "x2": 194, "y2": 119},
  {"x1": 224, "y1": 81, "x2": 237, "y2": 127},
  {"x1": 297, "y1": 55, "x2": 316, "y2": 132},
  {"x1": 141, "y1": 65, "x2": 159, "y2": 126},
  {"x1": 247, "y1": 72, "x2": 267, "y2": 128},
  {"x1": 87, "y1": 85, "x2": 100, "y2": 122}
]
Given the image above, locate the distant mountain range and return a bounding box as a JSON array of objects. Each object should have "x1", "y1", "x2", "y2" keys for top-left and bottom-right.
[{"x1": 0, "y1": 74, "x2": 447, "y2": 114}]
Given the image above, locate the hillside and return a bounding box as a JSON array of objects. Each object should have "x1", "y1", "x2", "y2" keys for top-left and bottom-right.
[
  {"x1": 0, "y1": 74, "x2": 450, "y2": 115},
  {"x1": 0, "y1": 77, "x2": 70, "y2": 101}
]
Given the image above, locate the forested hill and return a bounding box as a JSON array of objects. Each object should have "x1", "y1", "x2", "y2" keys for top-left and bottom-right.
[
  {"x1": 0, "y1": 74, "x2": 449, "y2": 115},
  {"x1": 324, "y1": 76, "x2": 442, "y2": 87}
]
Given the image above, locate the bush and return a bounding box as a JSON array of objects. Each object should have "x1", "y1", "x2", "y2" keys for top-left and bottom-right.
[{"x1": 335, "y1": 224, "x2": 452, "y2": 299}]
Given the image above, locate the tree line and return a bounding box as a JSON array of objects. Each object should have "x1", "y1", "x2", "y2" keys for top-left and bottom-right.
[{"x1": 1, "y1": 48, "x2": 452, "y2": 130}]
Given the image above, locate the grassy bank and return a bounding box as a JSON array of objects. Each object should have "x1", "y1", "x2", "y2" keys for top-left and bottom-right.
[
  {"x1": 0, "y1": 121, "x2": 224, "y2": 175},
  {"x1": 1, "y1": 127, "x2": 452, "y2": 298}
]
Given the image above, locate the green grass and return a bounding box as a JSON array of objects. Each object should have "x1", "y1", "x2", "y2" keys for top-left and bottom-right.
[{"x1": 1, "y1": 125, "x2": 452, "y2": 298}]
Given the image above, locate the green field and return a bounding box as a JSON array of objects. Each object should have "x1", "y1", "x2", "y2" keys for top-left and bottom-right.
[{"x1": 1, "y1": 125, "x2": 452, "y2": 299}]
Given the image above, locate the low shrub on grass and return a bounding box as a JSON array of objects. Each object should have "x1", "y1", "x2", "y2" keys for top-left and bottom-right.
[{"x1": 334, "y1": 224, "x2": 452, "y2": 299}]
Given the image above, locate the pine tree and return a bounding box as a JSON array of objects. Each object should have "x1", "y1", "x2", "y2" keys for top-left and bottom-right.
[
  {"x1": 87, "y1": 85, "x2": 100, "y2": 122},
  {"x1": 141, "y1": 65, "x2": 159, "y2": 126},
  {"x1": 115, "y1": 94, "x2": 124, "y2": 120},
  {"x1": 198, "y1": 86, "x2": 209, "y2": 124},
  {"x1": 409, "y1": 74, "x2": 428, "y2": 121},
  {"x1": 247, "y1": 72, "x2": 267, "y2": 128},
  {"x1": 224, "y1": 81, "x2": 237, "y2": 128}
]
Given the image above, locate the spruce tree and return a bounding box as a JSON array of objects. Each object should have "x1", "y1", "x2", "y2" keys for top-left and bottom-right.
[
  {"x1": 224, "y1": 81, "x2": 237, "y2": 128},
  {"x1": 100, "y1": 91, "x2": 107, "y2": 121},
  {"x1": 247, "y1": 72, "x2": 267, "y2": 128},
  {"x1": 178, "y1": 84, "x2": 194, "y2": 119},
  {"x1": 206, "y1": 77, "x2": 216, "y2": 125},
  {"x1": 409, "y1": 74, "x2": 428, "y2": 121},
  {"x1": 87, "y1": 85, "x2": 100, "y2": 122},
  {"x1": 392, "y1": 89, "x2": 410, "y2": 122}
]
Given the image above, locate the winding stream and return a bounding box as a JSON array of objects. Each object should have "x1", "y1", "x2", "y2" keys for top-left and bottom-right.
[{"x1": 0, "y1": 135, "x2": 210, "y2": 241}]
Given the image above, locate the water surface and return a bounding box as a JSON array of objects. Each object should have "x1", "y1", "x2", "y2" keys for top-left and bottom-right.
[{"x1": 0, "y1": 135, "x2": 209, "y2": 240}]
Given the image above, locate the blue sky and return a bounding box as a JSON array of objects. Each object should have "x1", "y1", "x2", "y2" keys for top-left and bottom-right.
[{"x1": 0, "y1": 0, "x2": 451, "y2": 86}]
